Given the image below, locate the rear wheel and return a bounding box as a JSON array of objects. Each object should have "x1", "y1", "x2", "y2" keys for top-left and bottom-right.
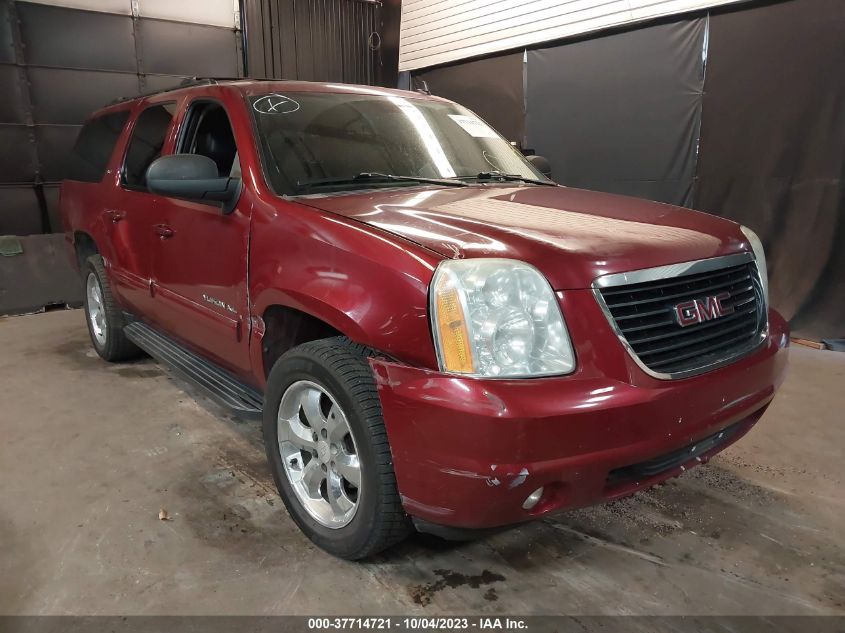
[
  {"x1": 83, "y1": 255, "x2": 141, "y2": 362},
  {"x1": 263, "y1": 337, "x2": 411, "y2": 559}
]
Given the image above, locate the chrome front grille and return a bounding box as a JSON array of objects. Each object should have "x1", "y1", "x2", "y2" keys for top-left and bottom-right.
[{"x1": 594, "y1": 253, "x2": 767, "y2": 379}]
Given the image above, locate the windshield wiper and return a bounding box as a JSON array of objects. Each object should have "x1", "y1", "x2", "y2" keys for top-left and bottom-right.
[
  {"x1": 460, "y1": 171, "x2": 556, "y2": 186},
  {"x1": 296, "y1": 172, "x2": 469, "y2": 192}
]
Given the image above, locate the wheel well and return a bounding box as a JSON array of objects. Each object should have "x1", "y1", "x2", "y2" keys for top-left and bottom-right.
[
  {"x1": 262, "y1": 305, "x2": 342, "y2": 378},
  {"x1": 73, "y1": 231, "x2": 99, "y2": 273}
]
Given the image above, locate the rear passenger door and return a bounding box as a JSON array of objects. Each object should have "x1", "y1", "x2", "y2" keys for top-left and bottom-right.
[
  {"x1": 107, "y1": 100, "x2": 178, "y2": 317},
  {"x1": 150, "y1": 98, "x2": 252, "y2": 377}
]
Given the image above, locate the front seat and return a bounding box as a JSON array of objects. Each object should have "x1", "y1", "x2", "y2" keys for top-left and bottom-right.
[{"x1": 194, "y1": 107, "x2": 237, "y2": 177}]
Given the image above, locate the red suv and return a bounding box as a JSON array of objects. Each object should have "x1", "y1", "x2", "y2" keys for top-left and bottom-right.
[{"x1": 60, "y1": 79, "x2": 789, "y2": 559}]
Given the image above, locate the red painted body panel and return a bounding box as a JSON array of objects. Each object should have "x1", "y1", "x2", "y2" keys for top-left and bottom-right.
[
  {"x1": 372, "y1": 309, "x2": 789, "y2": 528},
  {"x1": 299, "y1": 185, "x2": 751, "y2": 290},
  {"x1": 59, "y1": 80, "x2": 788, "y2": 531}
]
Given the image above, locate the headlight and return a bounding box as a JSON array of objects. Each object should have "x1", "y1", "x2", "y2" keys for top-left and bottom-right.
[
  {"x1": 740, "y1": 225, "x2": 769, "y2": 306},
  {"x1": 429, "y1": 259, "x2": 575, "y2": 377}
]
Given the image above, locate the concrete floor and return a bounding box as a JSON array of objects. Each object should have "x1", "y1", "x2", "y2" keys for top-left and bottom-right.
[{"x1": 1, "y1": 309, "x2": 843, "y2": 616}]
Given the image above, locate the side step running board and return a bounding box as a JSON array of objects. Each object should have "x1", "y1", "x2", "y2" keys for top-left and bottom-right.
[{"x1": 124, "y1": 321, "x2": 263, "y2": 420}]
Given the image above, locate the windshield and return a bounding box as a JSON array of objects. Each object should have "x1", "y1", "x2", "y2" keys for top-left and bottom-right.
[{"x1": 249, "y1": 91, "x2": 549, "y2": 195}]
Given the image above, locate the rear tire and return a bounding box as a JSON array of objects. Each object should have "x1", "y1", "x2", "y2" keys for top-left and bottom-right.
[
  {"x1": 263, "y1": 337, "x2": 411, "y2": 559},
  {"x1": 83, "y1": 255, "x2": 141, "y2": 362}
]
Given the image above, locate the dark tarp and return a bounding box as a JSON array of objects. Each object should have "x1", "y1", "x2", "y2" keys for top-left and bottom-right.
[
  {"x1": 242, "y1": 0, "x2": 380, "y2": 85},
  {"x1": 695, "y1": 0, "x2": 845, "y2": 339},
  {"x1": 525, "y1": 18, "x2": 706, "y2": 207},
  {"x1": 413, "y1": 52, "x2": 525, "y2": 145}
]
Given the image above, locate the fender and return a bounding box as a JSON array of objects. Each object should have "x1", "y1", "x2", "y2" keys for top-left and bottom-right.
[{"x1": 248, "y1": 196, "x2": 444, "y2": 382}]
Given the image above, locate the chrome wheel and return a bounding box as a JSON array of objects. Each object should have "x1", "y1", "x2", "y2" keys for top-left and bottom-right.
[
  {"x1": 277, "y1": 380, "x2": 361, "y2": 528},
  {"x1": 86, "y1": 272, "x2": 107, "y2": 346}
]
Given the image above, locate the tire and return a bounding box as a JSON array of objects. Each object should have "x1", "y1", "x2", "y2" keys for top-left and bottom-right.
[
  {"x1": 82, "y1": 255, "x2": 141, "y2": 362},
  {"x1": 263, "y1": 337, "x2": 411, "y2": 559}
]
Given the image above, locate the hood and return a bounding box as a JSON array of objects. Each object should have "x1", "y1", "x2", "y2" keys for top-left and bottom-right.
[{"x1": 297, "y1": 184, "x2": 750, "y2": 290}]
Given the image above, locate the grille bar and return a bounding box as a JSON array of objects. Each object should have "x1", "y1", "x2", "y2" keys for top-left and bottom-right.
[
  {"x1": 603, "y1": 279, "x2": 754, "y2": 310},
  {"x1": 629, "y1": 304, "x2": 758, "y2": 347},
  {"x1": 594, "y1": 253, "x2": 767, "y2": 379},
  {"x1": 646, "y1": 328, "x2": 759, "y2": 368}
]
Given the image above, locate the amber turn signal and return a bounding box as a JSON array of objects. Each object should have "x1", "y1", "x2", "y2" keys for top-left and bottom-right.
[{"x1": 433, "y1": 278, "x2": 475, "y2": 373}]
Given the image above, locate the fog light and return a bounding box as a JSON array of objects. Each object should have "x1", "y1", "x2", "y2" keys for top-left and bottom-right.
[{"x1": 522, "y1": 486, "x2": 544, "y2": 510}]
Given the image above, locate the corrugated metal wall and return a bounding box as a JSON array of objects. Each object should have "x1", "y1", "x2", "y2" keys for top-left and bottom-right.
[
  {"x1": 399, "y1": 0, "x2": 748, "y2": 70},
  {"x1": 0, "y1": 0, "x2": 242, "y2": 236},
  {"x1": 243, "y1": 0, "x2": 382, "y2": 84}
]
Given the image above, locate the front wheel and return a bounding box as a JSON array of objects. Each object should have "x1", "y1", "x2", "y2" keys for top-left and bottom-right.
[{"x1": 263, "y1": 337, "x2": 411, "y2": 559}]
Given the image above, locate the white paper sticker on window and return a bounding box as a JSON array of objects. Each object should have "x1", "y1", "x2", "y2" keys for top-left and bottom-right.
[{"x1": 448, "y1": 115, "x2": 498, "y2": 139}]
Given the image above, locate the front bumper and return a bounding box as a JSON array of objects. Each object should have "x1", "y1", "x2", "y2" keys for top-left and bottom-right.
[{"x1": 370, "y1": 291, "x2": 790, "y2": 530}]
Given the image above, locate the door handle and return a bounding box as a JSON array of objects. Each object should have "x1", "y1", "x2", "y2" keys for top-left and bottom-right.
[
  {"x1": 105, "y1": 209, "x2": 125, "y2": 223},
  {"x1": 154, "y1": 224, "x2": 175, "y2": 239}
]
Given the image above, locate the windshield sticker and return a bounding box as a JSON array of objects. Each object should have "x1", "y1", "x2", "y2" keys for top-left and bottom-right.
[
  {"x1": 448, "y1": 114, "x2": 498, "y2": 139},
  {"x1": 253, "y1": 94, "x2": 301, "y2": 115}
]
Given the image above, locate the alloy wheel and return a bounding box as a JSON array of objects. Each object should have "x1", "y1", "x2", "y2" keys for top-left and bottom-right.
[
  {"x1": 276, "y1": 380, "x2": 361, "y2": 528},
  {"x1": 86, "y1": 272, "x2": 107, "y2": 346}
]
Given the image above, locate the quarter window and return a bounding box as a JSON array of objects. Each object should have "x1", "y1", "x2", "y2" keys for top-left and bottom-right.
[
  {"x1": 123, "y1": 103, "x2": 177, "y2": 190},
  {"x1": 67, "y1": 110, "x2": 130, "y2": 183}
]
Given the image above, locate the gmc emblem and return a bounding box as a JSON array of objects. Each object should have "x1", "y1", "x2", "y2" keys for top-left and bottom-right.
[{"x1": 673, "y1": 292, "x2": 734, "y2": 327}]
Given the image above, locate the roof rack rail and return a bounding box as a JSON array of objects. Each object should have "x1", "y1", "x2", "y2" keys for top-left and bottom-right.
[
  {"x1": 107, "y1": 76, "x2": 284, "y2": 106},
  {"x1": 106, "y1": 78, "x2": 213, "y2": 106}
]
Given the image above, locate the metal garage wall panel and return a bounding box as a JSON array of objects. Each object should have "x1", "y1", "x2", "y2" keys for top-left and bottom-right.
[
  {"x1": 525, "y1": 17, "x2": 706, "y2": 206},
  {"x1": 0, "y1": 65, "x2": 28, "y2": 124},
  {"x1": 137, "y1": 18, "x2": 239, "y2": 77},
  {"x1": 138, "y1": 0, "x2": 238, "y2": 28},
  {"x1": 141, "y1": 74, "x2": 193, "y2": 93},
  {"x1": 28, "y1": 68, "x2": 140, "y2": 124},
  {"x1": 19, "y1": 0, "x2": 132, "y2": 15},
  {"x1": 694, "y1": 0, "x2": 845, "y2": 339},
  {"x1": 0, "y1": 1, "x2": 14, "y2": 64},
  {"x1": 17, "y1": 3, "x2": 136, "y2": 72},
  {"x1": 34, "y1": 125, "x2": 81, "y2": 183},
  {"x1": 0, "y1": 186, "x2": 43, "y2": 235},
  {"x1": 0, "y1": 234, "x2": 84, "y2": 315},
  {"x1": 399, "y1": 0, "x2": 745, "y2": 70},
  {"x1": 0, "y1": 126, "x2": 38, "y2": 184},
  {"x1": 42, "y1": 183, "x2": 62, "y2": 233},
  {"x1": 414, "y1": 52, "x2": 525, "y2": 144}
]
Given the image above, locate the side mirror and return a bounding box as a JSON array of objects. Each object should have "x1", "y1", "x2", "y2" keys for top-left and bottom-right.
[
  {"x1": 526, "y1": 155, "x2": 552, "y2": 179},
  {"x1": 146, "y1": 154, "x2": 241, "y2": 214}
]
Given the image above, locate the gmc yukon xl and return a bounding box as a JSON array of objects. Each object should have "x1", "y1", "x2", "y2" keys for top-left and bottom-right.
[{"x1": 60, "y1": 79, "x2": 789, "y2": 559}]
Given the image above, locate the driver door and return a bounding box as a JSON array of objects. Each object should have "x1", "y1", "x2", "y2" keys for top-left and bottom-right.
[{"x1": 150, "y1": 99, "x2": 252, "y2": 377}]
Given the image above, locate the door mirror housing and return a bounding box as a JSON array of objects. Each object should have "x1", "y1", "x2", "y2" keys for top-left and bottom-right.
[
  {"x1": 526, "y1": 154, "x2": 552, "y2": 179},
  {"x1": 146, "y1": 154, "x2": 241, "y2": 214}
]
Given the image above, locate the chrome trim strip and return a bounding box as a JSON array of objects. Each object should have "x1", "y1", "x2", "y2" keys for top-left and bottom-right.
[
  {"x1": 592, "y1": 253, "x2": 768, "y2": 381},
  {"x1": 593, "y1": 252, "x2": 754, "y2": 288}
]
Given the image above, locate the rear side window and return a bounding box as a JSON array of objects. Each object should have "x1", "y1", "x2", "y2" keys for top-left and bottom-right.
[
  {"x1": 67, "y1": 110, "x2": 130, "y2": 183},
  {"x1": 123, "y1": 103, "x2": 177, "y2": 190}
]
